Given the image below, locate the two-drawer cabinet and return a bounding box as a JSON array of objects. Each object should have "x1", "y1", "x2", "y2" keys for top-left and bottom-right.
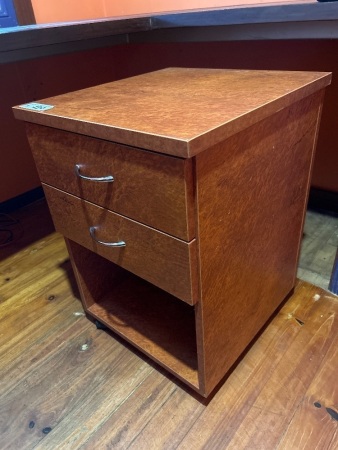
[{"x1": 14, "y1": 68, "x2": 331, "y2": 396}]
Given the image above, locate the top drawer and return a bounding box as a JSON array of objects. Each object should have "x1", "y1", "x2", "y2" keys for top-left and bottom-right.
[{"x1": 26, "y1": 123, "x2": 195, "y2": 241}]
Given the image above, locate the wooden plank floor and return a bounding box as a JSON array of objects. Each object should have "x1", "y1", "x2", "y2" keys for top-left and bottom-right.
[
  {"x1": 298, "y1": 209, "x2": 338, "y2": 291},
  {"x1": 1, "y1": 200, "x2": 337, "y2": 449}
]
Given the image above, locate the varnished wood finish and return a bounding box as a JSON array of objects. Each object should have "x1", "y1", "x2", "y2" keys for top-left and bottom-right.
[
  {"x1": 1, "y1": 206, "x2": 337, "y2": 447},
  {"x1": 66, "y1": 240, "x2": 199, "y2": 389},
  {"x1": 195, "y1": 90, "x2": 325, "y2": 395},
  {"x1": 13, "y1": 68, "x2": 331, "y2": 158},
  {"x1": 26, "y1": 123, "x2": 195, "y2": 241},
  {"x1": 43, "y1": 184, "x2": 198, "y2": 304},
  {"x1": 15, "y1": 68, "x2": 331, "y2": 396}
]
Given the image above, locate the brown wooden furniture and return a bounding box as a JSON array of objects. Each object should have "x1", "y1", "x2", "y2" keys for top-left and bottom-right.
[
  {"x1": 2, "y1": 203, "x2": 338, "y2": 448},
  {"x1": 13, "y1": 68, "x2": 331, "y2": 397}
]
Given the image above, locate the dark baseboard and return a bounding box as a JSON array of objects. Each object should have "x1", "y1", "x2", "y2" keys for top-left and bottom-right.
[
  {"x1": 308, "y1": 188, "x2": 338, "y2": 215},
  {"x1": 0, "y1": 187, "x2": 45, "y2": 214}
]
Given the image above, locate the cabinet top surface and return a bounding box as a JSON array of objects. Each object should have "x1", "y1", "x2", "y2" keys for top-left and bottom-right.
[{"x1": 13, "y1": 68, "x2": 331, "y2": 157}]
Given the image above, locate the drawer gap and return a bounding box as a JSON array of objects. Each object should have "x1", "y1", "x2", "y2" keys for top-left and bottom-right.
[{"x1": 67, "y1": 240, "x2": 199, "y2": 390}]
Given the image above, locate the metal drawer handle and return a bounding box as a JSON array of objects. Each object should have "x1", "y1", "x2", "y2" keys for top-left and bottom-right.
[
  {"x1": 75, "y1": 164, "x2": 114, "y2": 182},
  {"x1": 89, "y1": 226, "x2": 126, "y2": 247}
]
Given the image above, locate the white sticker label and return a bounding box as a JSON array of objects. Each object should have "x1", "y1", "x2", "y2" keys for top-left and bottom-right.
[{"x1": 20, "y1": 102, "x2": 54, "y2": 111}]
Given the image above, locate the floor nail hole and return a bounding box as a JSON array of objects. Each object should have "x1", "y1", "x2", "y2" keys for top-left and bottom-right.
[
  {"x1": 326, "y1": 407, "x2": 338, "y2": 421},
  {"x1": 295, "y1": 318, "x2": 305, "y2": 326}
]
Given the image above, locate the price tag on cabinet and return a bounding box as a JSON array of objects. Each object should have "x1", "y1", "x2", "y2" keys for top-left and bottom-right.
[{"x1": 20, "y1": 102, "x2": 54, "y2": 111}]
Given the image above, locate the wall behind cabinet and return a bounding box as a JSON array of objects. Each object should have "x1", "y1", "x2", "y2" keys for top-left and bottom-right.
[
  {"x1": 30, "y1": 0, "x2": 303, "y2": 24},
  {"x1": 1, "y1": 45, "x2": 136, "y2": 203},
  {"x1": 2, "y1": 38, "x2": 338, "y2": 203}
]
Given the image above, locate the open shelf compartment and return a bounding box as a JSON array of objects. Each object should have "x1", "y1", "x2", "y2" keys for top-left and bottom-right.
[{"x1": 66, "y1": 239, "x2": 200, "y2": 390}]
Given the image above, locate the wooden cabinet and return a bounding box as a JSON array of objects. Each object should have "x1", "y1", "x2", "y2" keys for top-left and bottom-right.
[
  {"x1": 25, "y1": 125, "x2": 195, "y2": 240},
  {"x1": 13, "y1": 68, "x2": 331, "y2": 397}
]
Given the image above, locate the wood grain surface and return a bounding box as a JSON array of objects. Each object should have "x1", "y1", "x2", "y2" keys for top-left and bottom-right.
[
  {"x1": 1, "y1": 202, "x2": 337, "y2": 448},
  {"x1": 13, "y1": 68, "x2": 331, "y2": 157},
  {"x1": 43, "y1": 184, "x2": 198, "y2": 304},
  {"x1": 195, "y1": 90, "x2": 325, "y2": 395},
  {"x1": 67, "y1": 239, "x2": 198, "y2": 389},
  {"x1": 27, "y1": 123, "x2": 195, "y2": 240},
  {"x1": 14, "y1": 67, "x2": 331, "y2": 397}
]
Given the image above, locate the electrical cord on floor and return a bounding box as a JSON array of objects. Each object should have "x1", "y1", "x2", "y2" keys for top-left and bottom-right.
[{"x1": 0, "y1": 213, "x2": 24, "y2": 247}]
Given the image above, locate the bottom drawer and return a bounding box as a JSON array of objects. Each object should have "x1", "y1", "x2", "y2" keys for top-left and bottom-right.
[{"x1": 43, "y1": 184, "x2": 198, "y2": 304}]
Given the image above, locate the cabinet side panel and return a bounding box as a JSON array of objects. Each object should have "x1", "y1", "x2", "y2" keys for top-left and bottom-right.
[{"x1": 196, "y1": 91, "x2": 324, "y2": 395}]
